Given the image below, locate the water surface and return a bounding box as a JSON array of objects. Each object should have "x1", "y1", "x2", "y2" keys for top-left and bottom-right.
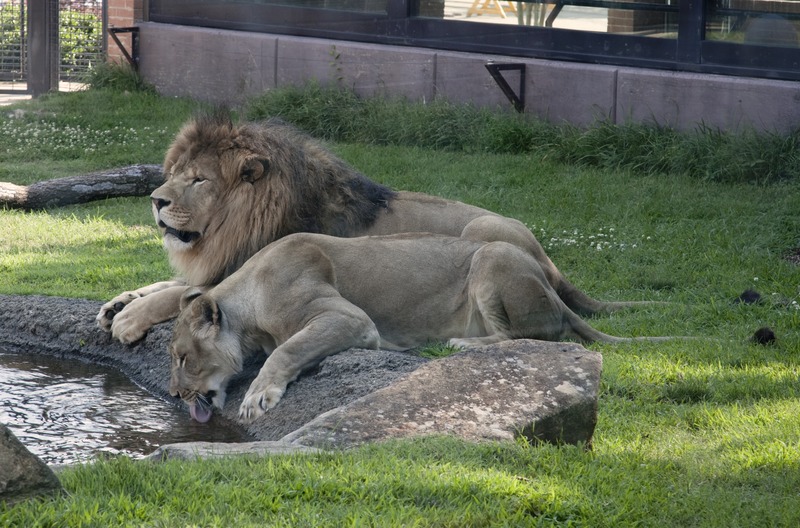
[{"x1": 0, "y1": 351, "x2": 249, "y2": 465}]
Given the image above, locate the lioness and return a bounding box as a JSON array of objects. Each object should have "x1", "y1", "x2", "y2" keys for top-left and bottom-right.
[
  {"x1": 170, "y1": 232, "x2": 667, "y2": 424},
  {"x1": 98, "y1": 113, "x2": 654, "y2": 344}
]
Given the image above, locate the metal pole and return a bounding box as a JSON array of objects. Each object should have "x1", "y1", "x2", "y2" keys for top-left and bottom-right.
[{"x1": 27, "y1": 0, "x2": 59, "y2": 96}]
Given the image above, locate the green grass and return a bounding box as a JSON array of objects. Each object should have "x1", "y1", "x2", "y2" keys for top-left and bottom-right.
[
  {"x1": 1, "y1": 84, "x2": 800, "y2": 526},
  {"x1": 0, "y1": 87, "x2": 198, "y2": 182}
]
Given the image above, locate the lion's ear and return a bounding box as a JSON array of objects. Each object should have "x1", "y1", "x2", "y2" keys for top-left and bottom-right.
[
  {"x1": 188, "y1": 295, "x2": 221, "y2": 339},
  {"x1": 180, "y1": 287, "x2": 206, "y2": 311},
  {"x1": 241, "y1": 157, "x2": 269, "y2": 183}
]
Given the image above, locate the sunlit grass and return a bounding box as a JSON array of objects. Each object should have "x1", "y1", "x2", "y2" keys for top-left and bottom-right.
[
  {"x1": 0, "y1": 202, "x2": 170, "y2": 299},
  {"x1": 0, "y1": 116, "x2": 171, "y2": 159}
]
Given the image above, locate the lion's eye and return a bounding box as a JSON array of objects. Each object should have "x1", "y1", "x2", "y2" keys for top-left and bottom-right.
[
  {"x1": 192, "y1": 177, "x2": 206, "y2": 185},
  {"x1": 176, "y1": 354, "x2": 186, "y2": 368}
]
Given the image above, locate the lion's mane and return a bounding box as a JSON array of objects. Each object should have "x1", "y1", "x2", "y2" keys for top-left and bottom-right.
[{"x1": 161, "y1": 112, "x2": 397, "y2": 286}]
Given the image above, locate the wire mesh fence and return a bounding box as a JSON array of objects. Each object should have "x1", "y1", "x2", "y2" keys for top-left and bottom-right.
[
  {"x1": 0, "y1": 0, "x2": 25, "y2": 82},
  {"x1": 59, "y1": 0, "x2": 104, "y2": 80},
  {"x1": 0, "y1": 0, "x2": 105, "y2": 87}
]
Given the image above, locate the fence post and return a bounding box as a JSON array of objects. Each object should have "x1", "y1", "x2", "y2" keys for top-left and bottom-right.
[{"x1": 28, "y1": 0, "x2": 59, "y2": 96}]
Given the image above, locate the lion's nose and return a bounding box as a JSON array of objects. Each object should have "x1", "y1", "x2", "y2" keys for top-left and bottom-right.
[{"x1": 152, "y1": 197, "x2": 170, "y2": 211}]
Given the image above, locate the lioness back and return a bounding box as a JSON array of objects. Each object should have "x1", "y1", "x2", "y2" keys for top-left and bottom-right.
[{"x1": 235, "y1": 232, "x2": 492, "y2": 348}]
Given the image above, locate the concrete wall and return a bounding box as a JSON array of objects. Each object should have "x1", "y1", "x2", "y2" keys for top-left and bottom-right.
[{"x1": 137, "y1": 22, "x2": 800, "y2": 133}]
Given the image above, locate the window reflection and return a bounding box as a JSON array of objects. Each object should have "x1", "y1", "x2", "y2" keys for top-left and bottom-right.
[
  {"x1": 205, "y1": 0, "x2": 388, "y2": 12},
  {"x1": 707, "y1": 0, "x2": 800, "y2": 47},
  {"x1": 148, "y1": 1, "x2": 800, "y2": 80},
  {"x1": 433, "y1": 0, "x2": 678, "y2": 38}
]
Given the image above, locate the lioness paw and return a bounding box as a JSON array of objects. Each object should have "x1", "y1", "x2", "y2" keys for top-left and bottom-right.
[
  {"x1": 447, "y1": 338, "x2": 470, "y2": 349},
  {"x1": 238, "y1": 386, "x2": 284, "y2": 424},
  {"x1": 96, "y1": 292, "x2": 141, "y2": 331}
]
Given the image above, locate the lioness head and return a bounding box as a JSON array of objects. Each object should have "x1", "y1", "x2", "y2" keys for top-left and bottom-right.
[{"x1": 168, "y1": 290, "x2": 243, "y2": 423}]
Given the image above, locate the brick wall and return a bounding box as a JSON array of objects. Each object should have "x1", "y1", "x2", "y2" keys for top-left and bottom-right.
[
  {"x1": 607, "y1": 1, "x2": 669, "y2": 34},
  {"x1": 107, "y1": 0, "x2": 144, "y2": 64}
]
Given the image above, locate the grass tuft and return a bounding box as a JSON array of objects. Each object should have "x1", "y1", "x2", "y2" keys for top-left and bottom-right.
[
  {"x1": 85, "y1": 61, "x2": 155, "y2": 93},
  {"x1": 245, "y1": 83, "x2": 800, "y2": 184}
]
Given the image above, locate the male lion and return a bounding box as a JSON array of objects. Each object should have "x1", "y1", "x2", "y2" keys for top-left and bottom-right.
[
  {"x1": 169, "y1": 232, "x2": 669, "y2": 424},
  {"x1": 97, "y1": 113, "x2": 652, "y2": 344}
]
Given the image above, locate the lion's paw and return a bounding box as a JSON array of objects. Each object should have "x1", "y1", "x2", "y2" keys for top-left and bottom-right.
[
  {"x1": 238, "y1": 386, "x2": 285, "y2": 424},
  {"x1": 447, "y1": 338, "x2": 470, "y2": 349},
  {"x1": 108, "y1": 297, "x2": 153, "y2": 344},
  {"x1": 96, "y1": 291, "x2": 141, "y2": 332}
]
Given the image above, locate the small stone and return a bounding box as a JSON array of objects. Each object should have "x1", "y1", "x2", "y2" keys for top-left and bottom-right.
[
  {"x1": 751, "y1": 327, "x2": 776, "y2": 346},
  {"x1": 735, "y1": 289, "x2": 762, "y2": 304},
  {"x1": 0, "y1": 424, "x2": 62, "y2": 504}
]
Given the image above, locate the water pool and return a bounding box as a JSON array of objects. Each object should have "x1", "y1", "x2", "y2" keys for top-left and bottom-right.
[{"x1": 0, "y1": 351, "x2": 249, "y2": 465}]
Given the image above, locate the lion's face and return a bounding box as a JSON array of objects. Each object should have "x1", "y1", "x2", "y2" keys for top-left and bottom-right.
[
  {"x1": 168, "y1": 294, "x2": 243, "y2": 423},
  {"x1": 150, "y1": 114, "x2": 275, "y2": 286},
  {"x1": 151, "y1": 153, "x2": 223, "y2": 253}
]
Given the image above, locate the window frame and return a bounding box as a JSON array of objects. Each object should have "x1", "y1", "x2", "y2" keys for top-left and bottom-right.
[{"x1": 148, "y1": 0, "x2": 800, "y2": 81}]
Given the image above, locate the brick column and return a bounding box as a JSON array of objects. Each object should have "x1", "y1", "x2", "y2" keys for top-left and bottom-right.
[
  {"x1": 107, "y1": 0, "x2": 144, "y2": 64},
  {"x1": 607, "y1": 1, "x2": 669, "y2": 34}
]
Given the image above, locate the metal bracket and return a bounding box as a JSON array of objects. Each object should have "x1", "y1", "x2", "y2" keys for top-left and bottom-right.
[
  {"x1": 485, "y1": 62, "x2": 526, "y2": 113},
  {"x1": 108, "y1": 27, "x2": 140, "y2": 71}
]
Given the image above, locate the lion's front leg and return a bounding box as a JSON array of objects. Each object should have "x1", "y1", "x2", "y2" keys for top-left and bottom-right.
[
  {"x1": 105, "y1": 284, "x2": 188, "y2": 344},
  {"x1": 239, "y1": 307, "x2": 380, "y2": 423}
]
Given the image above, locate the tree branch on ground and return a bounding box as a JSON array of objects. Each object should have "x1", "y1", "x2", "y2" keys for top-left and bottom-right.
[{"x1": 0, "y1": 164, "x2": 163, "y2": 210}]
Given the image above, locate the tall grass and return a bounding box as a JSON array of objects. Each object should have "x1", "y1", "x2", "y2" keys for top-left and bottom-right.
[
  {"x1": 84, "y1": 61, "x2": 155, "y2": 93},
  {"x1": 245, "y1": 83, "x2": 800, "y2": 184}
]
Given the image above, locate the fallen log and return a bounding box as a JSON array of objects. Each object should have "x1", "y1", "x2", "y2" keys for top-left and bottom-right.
[{"x1": 0, "y1": 164, "x2": 163, "y2": 210}]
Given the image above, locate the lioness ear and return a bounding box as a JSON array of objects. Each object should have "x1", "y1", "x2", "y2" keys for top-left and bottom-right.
[
  {"x1": 180, "y1": 287, "x2": 206, "y2": 311},
  {"x1": 188, "y1": 295, "x2": 221, "y2": 339},
  {"x1": 241, "y1": 157, "x2": 269, "y2": 183}
]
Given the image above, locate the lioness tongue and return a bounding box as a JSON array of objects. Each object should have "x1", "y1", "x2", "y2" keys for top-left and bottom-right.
[{"x1": 189, "y1": 404, "x2": 212, "y2": 423}]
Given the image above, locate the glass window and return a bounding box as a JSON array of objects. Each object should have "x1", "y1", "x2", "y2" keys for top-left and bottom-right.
[
  {"x1": 257, "y1": 0, "x2": 388, "y2": 12},
  {"x1": 149, "y1": 0, "x2": 800, "y2": 81},
  {"x1": 706, "y1": 0, "x2": 800, "y2": 48},
  {"x1": 424, "y1": 0, "x2": 678, "y2": 39}
]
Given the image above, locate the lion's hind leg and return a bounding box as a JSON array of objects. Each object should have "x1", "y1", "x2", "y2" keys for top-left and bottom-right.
[
  {"x1": 460, "y1": 215, "x2": 562, "y2": 289},
  {"x1": 460, "y1": 215, "x2": 662, "y2": 317},
  {"x1": 238, "y1": 300, "x2": 380, "y2": 423},
  {"x1": 450, "y1": 241, "x2": 577, "y2": 348}
]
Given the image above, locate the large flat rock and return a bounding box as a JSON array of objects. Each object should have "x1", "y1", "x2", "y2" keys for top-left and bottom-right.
[{"x1": 284, "y1": 340, "x2": 601, "y2": 448}]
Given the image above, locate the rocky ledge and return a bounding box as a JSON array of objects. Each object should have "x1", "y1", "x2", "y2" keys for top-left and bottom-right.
[{"x1": 0, "y1": 294, "x2": 601, "y2": 466}]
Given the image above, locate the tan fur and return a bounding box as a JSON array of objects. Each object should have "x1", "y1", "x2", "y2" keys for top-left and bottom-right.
[
  {"x1": 168, "y1": 233, "x2": 670, "y2": 424},
  {"x1": 97, "y1": 113, "x2": 656, "y2": 344}
]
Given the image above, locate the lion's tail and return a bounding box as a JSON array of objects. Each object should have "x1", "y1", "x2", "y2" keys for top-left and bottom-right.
[
  {"x1": 556, "y1": 278, "x2": 670, "y2": 317},
  {"x1": 563, "y1": 310, "x2": 685, "y2": 344}
]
